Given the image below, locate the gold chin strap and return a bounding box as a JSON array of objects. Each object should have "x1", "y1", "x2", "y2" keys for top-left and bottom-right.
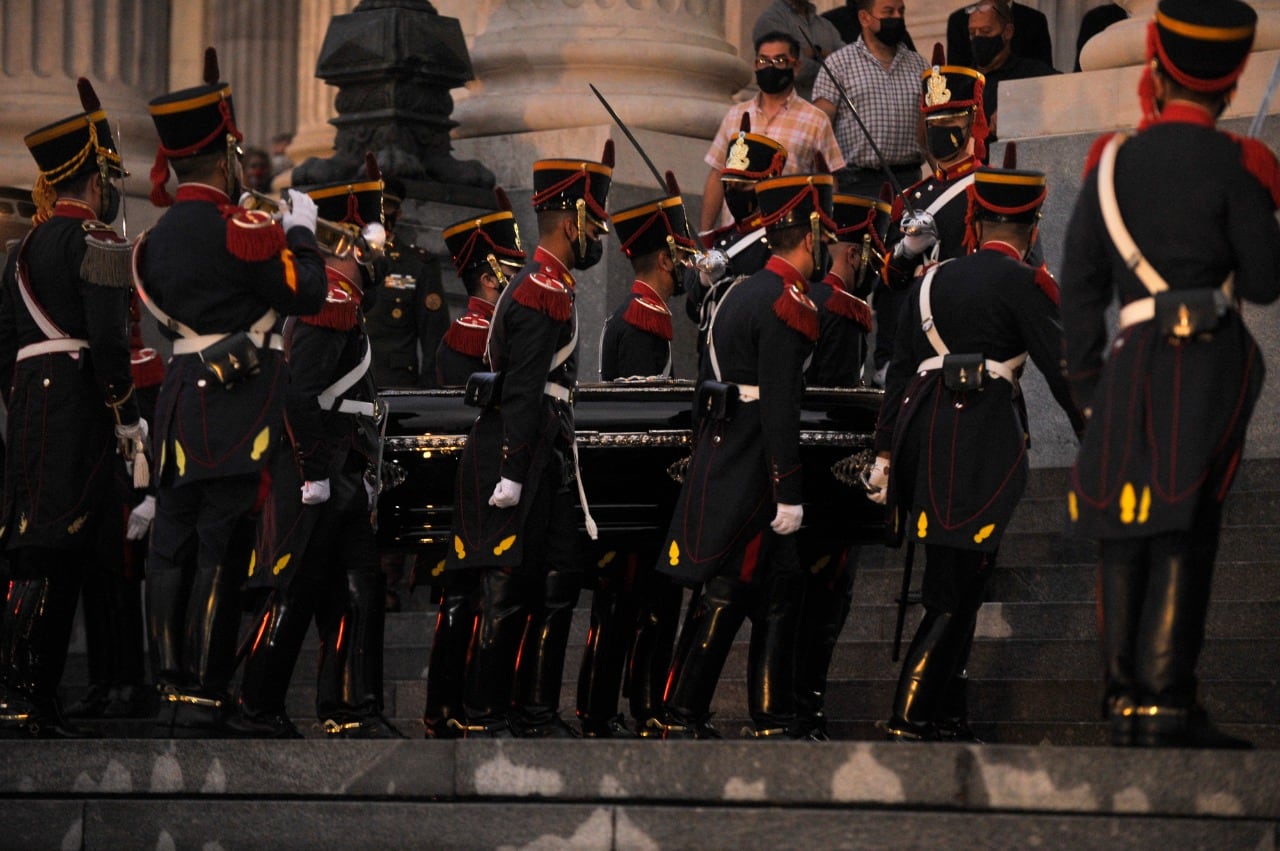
[
  {"x1": 575, "y1": 197, "x2": 588, "y2": 257},
  {"x1": 485, "y1": 253, "x2": 508, "y2": 288},
  {"x1": 225, "y1": 131, "x2": 239, "y2": 197},
  {"x1": 665, "y1": 234, "x2": 680, "y2": 267},
  {"x1": 857, "y1": 232, "x2": 872, "y2": 289},
  {"x1": 810, "y1": 210, "x2": 821, "y2": 270}
]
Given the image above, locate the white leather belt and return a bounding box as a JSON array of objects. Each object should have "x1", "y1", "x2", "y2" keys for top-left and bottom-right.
[
  {"x1": 327, "y1": 398, "x2": 378, "y2": 417},
  {"x1": 1117, "y1": 290, "x2": 1231, "y2": 330},
  {"x1": 16, "y1": 338, "x2": 89, "y2": 361},
  {"x1": 736, "y1": 383, "x2": 760, "y2": 403},
  {"x1": 544, "y1": 382, "x2": 573, "y2": 403},
  {"x1": 916, "y1": 355, "x2": 1023, "y2": 386},
  {"x1": 172, "y1": 330, "x2": 283, "y2": 356}
]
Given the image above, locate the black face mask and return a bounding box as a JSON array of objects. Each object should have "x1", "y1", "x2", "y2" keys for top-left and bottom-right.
[
  {"x1": 100, "y1": 182, "x2": 121, "y2": 224},
  {"x1": 970, "y1": 34, "x2": 1005, "y2": 68},
  {"x1": 724, "y1": 187, "x2": 757, "y2": 224},
  {"x1": 671, "y1": 260, "x2": 687, "y2": 297},
  {"x1": 926, "y1": 123, "x2": 969, "y2": 161},
  {"x1": 876, "y1": 17, "x2": 907, "y2": 48},
  {"x1": 755, "y1": 66, "x2": 795, "y2": 95},
  {"x1": 572, "y1": 235, "x2": 604, "y2": 270}
]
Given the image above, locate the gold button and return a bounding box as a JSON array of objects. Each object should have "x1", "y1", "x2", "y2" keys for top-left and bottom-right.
[
  {"x1": 391, "y1": 308, "x2": 403, "y2": 319},
  {"x1": 42, "y1": 378, "x2": 51, "y2": 388}
]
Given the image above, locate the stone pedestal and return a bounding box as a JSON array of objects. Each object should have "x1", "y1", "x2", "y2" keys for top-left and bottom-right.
[{"x1": 1081, "y1": 0, "x2": 1280, "y2": 71}]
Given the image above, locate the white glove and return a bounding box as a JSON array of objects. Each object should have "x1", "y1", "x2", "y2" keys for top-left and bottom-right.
[
  {"x1": 280, "y1": 188, "x2": 318, "y2": 234},
  {"x1": 896, "y1": 210, "x2": 938, "y2": 258},
  {"x1": 115, "y1": 418, "x2": 148, "y2": 443},
  {"x1": 126, "y1": 494, "x2": 155, "y2": 541},
  {"x1": 301, "y1": 478, "x2": 331, "y2": 505},
  {"x1": 771, "y1": 503, "x2": 803, "y2": 536},
  {"x1": 488, "y1": 477, "x2": 523, "y2": 509},
  {"x1": 866, "y1": 457, "x2": 890, "y2": 505}
]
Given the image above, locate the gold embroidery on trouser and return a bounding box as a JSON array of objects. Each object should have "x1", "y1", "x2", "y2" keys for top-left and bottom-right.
[
  {"x1": 1119, "y1": 483, "x2": 1137, "y2": 524},
  {"x1": 1138, "y1": 486, "x2": 1151, "y2": 525},
  {"x1": 273, "y1": 554, "x2": 291, "y2": 576},
  {"x1": 1067, "y1": 490, "x2": 1079, "y2": 522},
  {"x1": 973, "y1": 523, "x2": 996, "y2": 544},
  {"x1": 810, "y1": 554, "x2": 831, "y2": 575},
  {"x1": 916, "y1": 512, "x2": 928, "y2": 539},
  {"x1": 251, "y1": 427, "x2": 271, "y2": 461},
  {"x1": 454, "y1": 536, "x2": 466, "y2": 560},
  {"x1": 668, "y1": 540, "x2": 680, "y2": 566},
  {"x1": 494, "y1": 534, "x2": 517, "y2": 556},
  {"x1": 248, "y1": 551, "x2": 256, "y2": 577},
  {"x1": 174, "y1": 442, "x2": 187, "y2": 478}
]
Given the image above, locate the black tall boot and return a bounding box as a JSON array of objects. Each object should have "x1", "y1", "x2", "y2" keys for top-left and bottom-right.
[
  {"x1": 512, "y1": 568, "x2": 582, "y2": 738},
  {"x1": 794, "y1": 546, "x2": 857, "y2": 740},
  {"x1": 226, "y1": 590, "x2": 312, "y2": 738},
  {"x1": 145, "y1": 562, "x2": 191, "y2": 694},
  {"x1": 883, "y1": 609, "x2": 966, "y2": 741},
  {"x1": 423, "y1": 577, "x2": 481, "y2": 738},
  {"x1": 935, "y1": 615, "x2": 981, "y2": 743},
  {"x1": 576, "y1": 566, "x2": 636, "y2": 738},
  {"x1": 461, "y1": 568, "x2": 533, "y2": 736},
  {"x1": 318, "y1": 569, "x2": 402, "y2": 738},
  {"x1": 67, "y1": 570, "x2": 114, "y2": 718},
  {"x1": 1098, "y1": 540, "x2": 1148, "y2": 746},
  {"x1": 657, "y1": 575, "x2": 747, "y2": 739},
  {"x1": 746, "y1": 569, "x2": 804, "y2": 738},
  {"x1": 627, "y1": 573, "x2": 683, "y2": 736}
]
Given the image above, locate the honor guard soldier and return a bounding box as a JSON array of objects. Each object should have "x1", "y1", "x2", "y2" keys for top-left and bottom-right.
[
  {"x1": 871, "y1": 167, "x2": 1083, "y2": 741},
  {"x1": 876, "y1": 53, "x2": 988, "y2": 385},
  {"x1": 137, "y1": 48, "x2": 327, "y2": 737},
  {"x1": 576, "y1": 183, "x2": 695, "y2": 737},
  {"x1": 657, "y1": 173, "x2": 831, "y2": 739},
  {"x1": 366, "y1": 176, "x2": 450, "y2": 388},
  {"x1": 0, "y1": 78, "x2": 142, "y2": 737},
  {"x1": 434, "y1": 189, "x2": 526, "y2": 387},
  {"x1": 447, "y1": 142, "x2": 613, "y2": 738},
  {"x1": 232, "y1": 157, "x2": 401, "y2": 739},
  {"x1": 686, "y1": 117, "x2": 787, "y2": 346},
  {"x1": 420, "y1": 190, "x2": 526, "y2": 739},
  {"x1": 1062, "y1": 0, "x2": 1280, "y2": 749}
]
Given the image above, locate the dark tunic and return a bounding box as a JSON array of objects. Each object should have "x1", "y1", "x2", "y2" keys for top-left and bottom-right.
[
  {"x1": 434, "y1": 296, "x2": 493, "y2": 388},
  {"x1": 684, "y1": 218, "x2": 770, "y2": 340},
  {"x1": 877, "y1": 245, "x2": 1082, "y2": 552},
  {"x1": 806, "y1": 271, "x2": 872, "y2": 387},
  {"x1": 1061, "y1": 105, "x2": 1280, "y2": 538},
  {"x1": 0, "y1": 203, "x2": 139, "y2": 551},
  {"x1": 599, "y1": 280, "x2": 673, "y2": 381},
  {"x1": 364, "y1": 237, "x2": 449, "y2": 388}
]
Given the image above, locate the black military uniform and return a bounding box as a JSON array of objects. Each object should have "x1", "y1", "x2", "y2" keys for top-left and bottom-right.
[
  {"x1": 138, "y1": 50, "x2": 327, "y2": 735},
  {"x1": 877, "y1": 168, "x2": 1083, "y2": 741},
  {"x1": 420, "y1": 198, "x2": 525, "y2": 738},
  {"x1": 365, "y1": 176, "x2": 450, "y2": 388},
  {"x1": 685, "y1": 117, "x2": 787, "y2": 345},
  {"x1": 447, "y1": 143, "x2": 613, "y2": 737},
  {"x1": 0, "y1": 78, "x2": 141, "y2": 737},
  {"x1": 1062, "y1": 0, "x2": 1279, "y2": 749},
  {"x1": 578, "y1": 193, "x2": 695, "y2": 737},
  {"x1": 657, "y1": 173, "x2": 831, "y2": 739}
]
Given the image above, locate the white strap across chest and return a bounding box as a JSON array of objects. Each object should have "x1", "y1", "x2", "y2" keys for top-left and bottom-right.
[{"x1": 915, "y1": 262, "x2": 1027, "y2": 390}]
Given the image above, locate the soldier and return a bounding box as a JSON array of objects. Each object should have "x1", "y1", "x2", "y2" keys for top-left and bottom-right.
[
  {"x1": 420, "y1": 193, "x2": 526, "y2": 738},
  {"x1": 447, "y1": 142, "x2": 613, "y2": 738},
  {"x1": 1061, "y1": 0, "x2": 1280, "y2": 749},
  {"x1": 231, "y1": 160, "x2": 401, "y2": 739},
  {"x1": 0, "y1": 78, "x2": 142, "y2": 738},
  {"x1": 871, "y1": 167, "x2": 1083, "y2": 741},
  {"x1": 366, "y1": 176, "x2": 450, "y2": 389},
  {"x1": 656, "y1": 173, "x2": 831, "y2": 739},
  {"x1": 434, "y1": 190, "x2": 526, "y2": 387},
  {"x1": 137, "y1": 49, "x2": 327, "y2": 736},
  {"x1": 577, "y1": 188, "x2": 697, "y2": 737}
]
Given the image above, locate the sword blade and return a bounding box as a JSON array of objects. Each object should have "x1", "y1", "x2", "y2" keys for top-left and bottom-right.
[
  {"x1": 1248, "y1": 54, "x2": 1280, "y2": 138},
  {"x1": 588, "y1": 84, "x2": 668, "y2": 193}
]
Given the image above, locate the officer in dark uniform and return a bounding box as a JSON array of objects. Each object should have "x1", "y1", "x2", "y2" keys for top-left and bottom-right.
[
  {"x1": 793, "y1": 192, "x2": 886, "y2": 740},
  {"x1": 138, "y1": 48, "x2": 328, "y2": 736},
  {"x1": 877, "y1": 59, "x2": 989, "y2": 386},
  {"x1": 0, "y1": 78, "x2": 142, "y2": 737},
  {"x1": 657, "y1": 173, "x2": 832, "y2": 739},
  {"x1": 419, "y1": 193, "x2": 526, "y2": 739},
  {"x1": 232, "y1": 161, "x2": 402, "y2": 739},
  {"x1": 686, "y1": 116, "x2": 787, "y2": 346},
  {"x1": 366, "y1": 176, "x2": 450, "y2": 388},
  {"x1": 434, "y1": 190, "x2": 526, "y2": 388},
  {"x1": 872, "y1": 167, "x2": 1083, "y2": 741},
  {"x1": 1062, "y1": 0, "x2": 1280, "y2": 749},
  {"x1": 447, "y1": 142, "x2": 614, "y2": 738},
  {"x1": 576, "y1": 191, "x2": 696, "y2": 738}
]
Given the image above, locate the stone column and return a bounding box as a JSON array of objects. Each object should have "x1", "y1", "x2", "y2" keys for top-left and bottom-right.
[
  {"x1": 289, "y1": 0, "x2": 359, "y2": 166},
  {"x1": 211, "y1": 0, "x2": 301, "y2": 150},
  {"x1": 0, "y1": 0, "x2": 169, "y2": 192}
]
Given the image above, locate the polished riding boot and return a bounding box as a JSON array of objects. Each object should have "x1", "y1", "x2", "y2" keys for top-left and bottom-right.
[
  {"x1": 460, "y1": 568, "x2": 532, "y2": 736},
  {"x1": 628, "y1": 574, "x2": 683, "y2": 736},
  {"x1": 423, "y1": 579, "x2": 481, "y2": 739},
  {"x1": 660, "y1": 576, "x2": 746, "y2": 740},
  {"x1": 318, "y1": 570, "x2": 403, "y2": 738},
  {"x1": 795, "y1": 548, "x2": 856, "y2": 740},
  {"x1": 512, "y1": 569, "x2": 582, "y2": 738},
  {"x1": 1098, "y1": 541, "x2": 1148, "y2": 747},
  {"x1": 576, "y1": 575, "x2": 635, "y2": 738},
  {"x1": 71, "y1": 569, "x2": 149, "y2": 719},
  {"x1": 226, "y1": 592, "x2": 311, "y2": 739},
  {"x1": 884, "y1": 610, "x2": 965, "y2": 741},
  {"x1": 746, "y1": 569, "x2": 803, "y2": 737},
  {"x1": 935, "y1": 613, "x2": 981, "y2": 743},
  {"x1": 145, "y1": 563, "x2": 191, "y2": 695},
  {"x1": 68, "y1": 570, "x2": 114, "y2": 718}
]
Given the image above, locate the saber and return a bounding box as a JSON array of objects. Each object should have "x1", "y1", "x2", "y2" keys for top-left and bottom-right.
[
  {"x1": 589, "y1": 84, "x2": 668, "y2": 194},
  {"x1": 115, "y1": 122, "x2": 129, "y2": 239},
  {"x1": 1248, "y1": 54, "x2": 1280, "y2": 138},
  {"x1": 891, "y1": 539, "x2": 915, "y2": 662}
]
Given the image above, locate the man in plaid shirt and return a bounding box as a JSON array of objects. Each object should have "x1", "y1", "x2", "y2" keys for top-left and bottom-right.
[{"x1": 813, "y1": 0, "x2": 927, "y2": 198}]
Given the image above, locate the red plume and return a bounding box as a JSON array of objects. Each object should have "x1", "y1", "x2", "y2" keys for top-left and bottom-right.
[
  {"x1": 931, "y1": 43, "x2": 945, "y2": 67},
  {"x1": 76, "y1": 78, "x2": 101, "y2": 113},
  {"x1": 814, "y1": 152, "x2": 829, "y2": 174},
  {"x1": 365, "y1": 152, "x2": 381, "y2": 181},
  {"x1": 739, "y1": 113, "x2": 752, "y2": 134},
  {"x1": 203, "y1": 47, "x2": 220, "y2": 85},
  {"x1": 665, "y1": 170, "x2": 680, "y2": 196},
  {"x1": 601, "y1": 139, "x2": 615, "y2": 168},
  {"x1": 1002, "y1": 141, "x2": 1017, "y2": 169},
  {"x1": 494, "y1": 186, "x2": 512, "y2": 211}
]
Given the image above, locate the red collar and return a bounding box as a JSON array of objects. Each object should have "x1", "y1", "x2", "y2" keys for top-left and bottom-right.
[
  {"x1": 533, "y1": 246, "x2": 574, "y2": 288},
  {"x1": 51, "y1": 199, "x2": 97, "y2": 220},
  {"x1": 935, "y1": 156, "x2": 978, "y2": 181},
  {"x1": 631, "y1": 279, "x2": 667, "y2": 303},
  {"x1": 1155, "y1": 100, "x2": 1217, "y2": 129},
  {"x1": 466, "y1": 296, "x2": 496, "y2": 318},
  {"x1": 981, "y1": 241, "x2": 1024, "y2": 262},
  {"x1": 175, "y1": 183, "x2": 231, "y2": 205},
  {"x1": 766, "y1": 255, "x2": 809, "y2": 293},
  {"x1": 823, "y1": 271, "x2": 848, "y2": 291}
]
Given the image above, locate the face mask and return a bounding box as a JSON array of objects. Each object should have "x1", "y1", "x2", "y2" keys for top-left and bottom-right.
[
  {"x1": 926, "y1": 123, "x2": 969, "y2": 161},
  {"x1": 810, "y1": 241, "x2": 831, "y2": 283},
  {"x1": 876, "y1": 17, "x2": 907, "y2": 48},
  {"x1": 724, "y1": 187, "x2": 757, "y2": 223},
  {"x1": 671, "y1": 260, "x2": 688, "y2": 296},
  {"x1": 572, "y1": 235, "x2": 604, "y2": 270},
  {"x1": 755, "y1": 66, "x2": 795, "y2": 95},
  {"x1": 100, "y1": 182, "x2": 121, "y2": 223},
  {"x1": 970, "y1": 34, "x2": 1005, "y2": 68}
]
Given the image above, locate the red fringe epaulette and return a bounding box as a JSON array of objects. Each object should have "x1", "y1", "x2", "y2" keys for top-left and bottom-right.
[
  {"x1": 222, "y1": 206, "x2": 287, "y2": 263},
  {"x1": 512, "y1": 272, "x2": 573, "y2": 322},
  {"x1": 1033, "y1": 264, "x2": 1060, "y2": 306},
  {"x1": 130, "y1": 347, "x2": 165, "y2": 388},
  {"x1": 1230, "y1": 134, "x2": 1280, "y2": 210},
  {"x1": 823, "y1": 282, "x2": 873, "y2": 331},
  {"x1": 443, "y1": 314, "x2": 490, "y2": 358},
  {"x1": 1081, "y1": 133, "x2": 1119, "y2": 178},
  {"x1": 623, "y1": 293, "x2": 673, "y2": 341},
  {"x1": 773, "y1": 283, "x2": 819, "y2": 342},
  {"x1": 301, "y1": 281, "x2": 359, "y2": 330}
]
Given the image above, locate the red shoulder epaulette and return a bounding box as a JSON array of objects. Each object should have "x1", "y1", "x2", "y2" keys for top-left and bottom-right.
[
  {"x1": 773, "y1": 282, "x2": 819, "y2": 342},
  {"x1": 222, "y1": 206, "x2": 287, "y2": 263},
  {"x1": 443, "y1": 314, "x2": 490, "y2": 358},
  {"x1": 823, "y1": 286, "x2": 873, "y2": 331},
  {"x1": 622, "y1": 294, "x2": 673, "y2": 341},
  {"x1": 301, "y1": 282, "x2": 359, "y2": 330},
  {"x1": 1081, "y1": 132, "x2": 1119, "y2": 178},
  {"x1": 1228, "y1": 133, "x2": 1280, "y2": 210},
  {"x1": 1033, "y1": 263, "x2": 1060, "y2": 305},
  {"x1": 512, "y1": 271, "x2": 573, "y2": 322}
]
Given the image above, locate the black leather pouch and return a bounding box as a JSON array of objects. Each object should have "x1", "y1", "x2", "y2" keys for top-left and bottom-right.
[
  {"x1": 942, "y1": 353, "x2": 986, "y2": 392},
  {"x1": 201, "y1": 332, "x2": 262, "y2": 389},
  {"x1": 464, "y1": 371, "x2": 504, "y2": 408},
  {"x1": 696, "y1": 380, "x2": 739, "y2": 421},
  {"x1": 1155, "y1": 288, "x2": 1222, "y2": 340}
]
